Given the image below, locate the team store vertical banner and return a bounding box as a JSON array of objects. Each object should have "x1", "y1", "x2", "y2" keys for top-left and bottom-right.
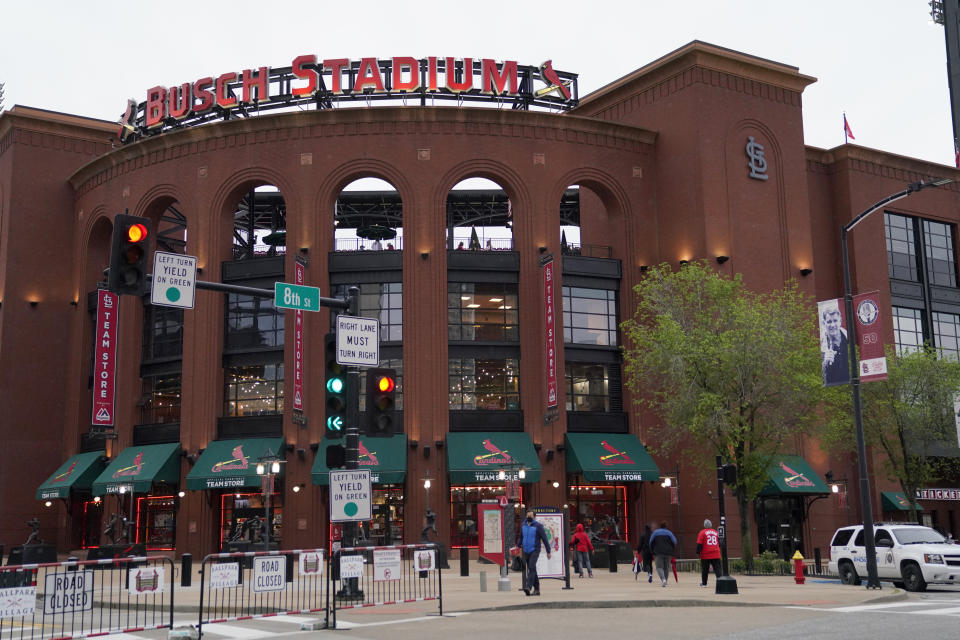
[
  {"x1": 92, "y1": 289, "x2": 118, "y2": 426},
  {"x1": 853, "y1": 291, "x2": 887, "y2": 382},
  {"x1": 542, "y1": 255, "x2": 558, "y2": 409},
  {"x1": 293, "y1": 260, "x2": 305, "y2": 412}
]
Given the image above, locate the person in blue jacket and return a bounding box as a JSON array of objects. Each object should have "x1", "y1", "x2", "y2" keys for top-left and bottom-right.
[
  {"x1": 649, "y1": 521, "x2": 677, "y2": 587},
  {"x1": 519, "y1": 511, "x2": 552, "y2": 595}
]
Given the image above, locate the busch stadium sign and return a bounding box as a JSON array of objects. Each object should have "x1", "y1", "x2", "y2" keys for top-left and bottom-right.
[{"x1": 118, "y1": 56, "x2": 578, "y2": 143}]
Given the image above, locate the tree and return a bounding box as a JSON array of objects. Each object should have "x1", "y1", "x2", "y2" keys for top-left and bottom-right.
[
  {"x1": 621, "y1": 261, "x2": 836, "y2": 567},
  {"x1": 846, "y1": 346, "x2": 960, "y2": 522}
]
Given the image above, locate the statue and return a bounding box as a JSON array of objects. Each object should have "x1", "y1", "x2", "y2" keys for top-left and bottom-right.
[
  {"x1": 246, "y1": 516, "x2": 264, "y2": 542},
  {"x1": 24, "y1": 518, "x2": 42, "y2": 546},
  {"x1": 420, "y1": 509, "x2": 437, "y2": 543},
  {"x1": 104, "y1": 514, "x2": 120, "y2": 545}
]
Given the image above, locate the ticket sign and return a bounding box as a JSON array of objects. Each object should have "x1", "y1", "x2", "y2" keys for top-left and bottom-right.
[
  {"x1": 329, "y1": 469, "x2": 372, "y2": 522},
  {"x1": 151, "y1": 251, "x2": 197, "y2": 309},
  {"x1": 44, "y1": 570, "x2": 94, "y2": 614},
  {"x1": 252, "y1": 556, "x2": 285, "y2": 592}
]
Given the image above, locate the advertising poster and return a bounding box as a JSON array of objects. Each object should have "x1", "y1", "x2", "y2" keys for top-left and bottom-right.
[
  {"x1": 478, "y1": 503, "x2": 504, "y2": 566},
  {"x1": 128, "y1": 567, "x2": 165, "y2": 596},
  {"x1": 533, "y1": 512, "x2": 565, "y2": 578},
  {"x1": 817, "y1": 298, "x2": 850, "y2": 387},
  {"x1": 210, "y1": 563, "x2": 239, "y2": 589},
  {"x1": 299, "y1": 551, "x2": 323, "y2": 577},
  {"x1": 373, "y1": 548, "x2": 402, "y2": 581},
  {"x1": 0, "y1": 587, "x2": 35, "y2": 619},
  {"x1": 414, "y1": 549, "x2": 436, "y2": 571},
  {"x1": 853, "y1": 291, "x2": 887, "y2": 383},
  {"x1": 339, "y1": 555, "x2": 364, "y2": 579}
]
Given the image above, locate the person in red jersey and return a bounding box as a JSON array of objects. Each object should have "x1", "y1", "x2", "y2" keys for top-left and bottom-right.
[{"x1": 696, "y1": 519, "x2": 722, "y2": 587}]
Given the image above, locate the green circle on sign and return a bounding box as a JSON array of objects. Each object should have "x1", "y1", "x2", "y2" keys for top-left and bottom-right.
[
  {"x1": 344, "y1": 502, "x2": 358, "y2": 517},
  {"x1": 165, "y1": 287, "x2": 181, "y2": 302}
]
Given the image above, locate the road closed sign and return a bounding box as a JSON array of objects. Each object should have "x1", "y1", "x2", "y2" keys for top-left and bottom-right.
[
  {"x1": 44, "y1": 570, "x2": 94, "y2": 614},
  {"x1": 329, "y1": 469, "x2": 371, "y2": 522},
  {"x1": 252, "y1": 556, "x2": 285, "y2": 593}
]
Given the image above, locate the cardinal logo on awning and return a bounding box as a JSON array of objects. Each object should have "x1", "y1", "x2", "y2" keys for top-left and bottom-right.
[
  {"x1": 473, "y1": 439, "x2": 513, "y2": 465},
  {"x1": 358, "y1": 441, "x2": 380, "y2": 466},
  {"x1": 599, "y1": 440, "x2": 635, "y2": 466},
  {"x1": 779, "y1": 461, "x2": 815, "y2": 488},
  {"x1": 212, "y1": 445, "x2": 249, "y2": 472},
  {"x1": 52, "y1": 460, "x2": 78, "y2": 483},
  {"x1": 112, "y1": 452, "x2": 144, "y2": 478}
]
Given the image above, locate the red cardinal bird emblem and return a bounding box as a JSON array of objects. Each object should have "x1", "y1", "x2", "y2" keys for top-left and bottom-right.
[
  {"x1": 535, "y1": 60, "x2": 572, "y2": 100},
  {"x1": 117, "y1": 98, "x2": 137, "y2": 144},
  {"x1": 599, "y1": 440, "x2": 634, "y2": 465},
  {"x1": 113, "y1": 452, "x2": 144, "y2": 478},
  {"x1": 358, "y1": 441, "x2": 379, "y2": 466},
  {"x1": 212, "y1": 445, "x2": 249, "y2": 472},
  {"x1": 53, "y1": 460, "x2": 78, "y2": 483},
  {"x1": 473, "y1": 439, "x2": 513, "y2": 465},
  {"x1": 779, "y1": 461, "x2": 815, "y2": 488}
]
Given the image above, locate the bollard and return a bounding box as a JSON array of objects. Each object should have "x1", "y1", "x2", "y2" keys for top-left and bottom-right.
[
  {"x1": 813, "y1": 547, "x2": 822, "y2": 575},
  {"x1": 479, "y1": 570, "x2": 487, "y2": 592},
  {"x1": 792, "y1": 550, "x2": 805, "y2": 584},
  {"x1": 67, "y1": 556, "x2": 78, "y2": 572},
  {"x1": 181, "y1": 554, "x2": 192, "y2": 587},
  {"x1": 607, "y1": 543, "x2": 618, "y2": 572},
  {"x1": 0, "y1": 544, "x2": 4, "y2": 564},
  {"x1": 460, "y1": 547, "x2": 469, "y2": 577},
  {"x1": 286, "y1": 554, "x2": 295, "y2": 583}
]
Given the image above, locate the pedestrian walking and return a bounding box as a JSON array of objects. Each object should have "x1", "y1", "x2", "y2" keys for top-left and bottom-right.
[
  {"x1": 637, "y1": 523, "x2": 654, "y2": 583},
  {"x1": 519, "y1": 511, "x2": 551, "y2": 596},
  {"x1": 570, "y1": 523, "x2": 594, "y2": 578},
  {"x1": 697, "y1": 519, "x2": 722, "y2": 587},
  {"x1": 649, "y1": 521, "x2": 677, "y2": 587}
]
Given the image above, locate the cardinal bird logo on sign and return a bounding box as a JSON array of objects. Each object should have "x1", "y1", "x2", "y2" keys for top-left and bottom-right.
[{"x1": 536, "y1": 60, "x2": 572, "y2": 100}]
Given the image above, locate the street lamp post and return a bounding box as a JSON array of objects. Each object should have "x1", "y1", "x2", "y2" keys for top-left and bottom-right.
[
  {"x1": 840, "y1": 177, "x2": 952, "y2": 590},
  {"x1": 497, "y1": 462, "x2": 526, "y2": 591},
  {"x1": 118, "y1": 484, "x2": 135, "y2": 544},
  {"x1": 255, "y1": 451, "x2": 282, "y2": 551}
]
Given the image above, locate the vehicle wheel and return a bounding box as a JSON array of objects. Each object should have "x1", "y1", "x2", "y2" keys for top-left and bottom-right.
[
  {"x1": 902, "y1": 564, "x2": 927, "y2": 592},
  {"x1": 892, "y1": 581, "x2": 904, "y2": 589},
  {"x1": 839, "y1": 561, "x2": 861, "y2": 586}
]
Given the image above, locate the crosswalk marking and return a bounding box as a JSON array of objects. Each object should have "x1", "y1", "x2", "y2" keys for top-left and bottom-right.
[
  {"x1": 200, "y1": 623, "x2": 279, "y2": 638},
  {"x1": 788, "y1": 600, "x2": 960, "y2": 617}
]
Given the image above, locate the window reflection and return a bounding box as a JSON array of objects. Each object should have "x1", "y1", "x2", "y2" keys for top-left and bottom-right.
[
  {"x1": 140, "y1": 375, "x2": 181, "y2": 424},
  {"x1": 225, "y1": 294, "x2": 284, "y2": 350},
  {"x1": 565, "y1": 363, "x2": 610, "y2": 411},
  {"x1": 449, "y1": 358, "x2": 520, "y2": 410},
  {"x1": 562, "y1": 287, "x2": 617, "y2": 346},
  {"x1": 448, "y1": 283, "x2": 519, "y2": 342},
  {"x1": 224, "y1": 364, "x2": 284, "y2": 416}
]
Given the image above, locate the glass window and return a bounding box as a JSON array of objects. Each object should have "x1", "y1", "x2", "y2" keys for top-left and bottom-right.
[
  {"x1": 565, "y1": 363, "x2": 610, "y2": 411},
  {"x1": 885, "y1": 213, "x2": 918, "y2": 282},
  {"x1": 224, "y1": 363, "x2": 284, "y2": 416},
  {"x1": 562, "y1": 287, "x2": 617, "y2": 346},
  {"x1": 142, "y1": 305, "x2": 183, "y2": 360},
  {"x1": 923, "y1": 220, "x2": 957, "y2": 287},
  {"x1": 220, "y1": 491, "x2": 283, "y2": 550},
  {"x1": 892, "y1": 307, "x2": 924, "y2": 355},
  {"x1": 449, "y1": 485, "x2": 522, "y2": 548},
  {"x1": 332, "y1": 283, "x2": 403, "y2": 342},
  {"x1": 448, "y1": 283, "x2": 519, "y2": 342},
  {"x1": 225, "y1": 294, "x2": 284, "y2": 350},
  {"x1": 140, "y1": 375, "x2": 181, "y2": 425},
  {"x1": 449, "y1": 357, "x2": 520, "y2": 410},
  {"x1": 934, "y1": 311, "x2": 960, "y2": 361},
  {"x1": 568, "y1": 485, "x2": 628, "y2": 543}
]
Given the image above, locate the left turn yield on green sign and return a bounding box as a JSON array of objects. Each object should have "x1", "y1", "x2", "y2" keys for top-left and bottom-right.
[
  {"x1": 329, "y1": 469, "x2": 372, "y2": 522},
  {"x1": 151, "y1": 251, "x2": 197, "y2": 309}
]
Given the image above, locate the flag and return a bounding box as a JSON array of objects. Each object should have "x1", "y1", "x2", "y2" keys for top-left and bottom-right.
[
  {"x1": 955, "y1": 141, "x2": 959, "y2": 169},
  {"x1": 843, "y1": 113, "x2": 855, "y2": 142}
]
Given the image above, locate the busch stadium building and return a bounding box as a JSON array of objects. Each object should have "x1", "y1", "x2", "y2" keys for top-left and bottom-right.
[{"x1": 3, "y1": 42, "x2": 960, "y2": 563}]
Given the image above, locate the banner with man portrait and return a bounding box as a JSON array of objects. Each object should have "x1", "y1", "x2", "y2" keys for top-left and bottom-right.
[
  {"x1": 818, "y1": 298, "x2": 850, "y2": 387},
  {"x1": 818, "y1": 293, "x2": 887, "y2": 387}
]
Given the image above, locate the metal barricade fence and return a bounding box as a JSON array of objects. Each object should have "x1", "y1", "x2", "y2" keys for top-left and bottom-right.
[
  {"x1": 198, "y1": 549, "x2": 325, "y2": 638},
  {"x1": 329, "y1": 543, "x2": 441, "y2": 629},
  {"x1": 0, "y1": 555, "x2": 174, "y2": 640}
]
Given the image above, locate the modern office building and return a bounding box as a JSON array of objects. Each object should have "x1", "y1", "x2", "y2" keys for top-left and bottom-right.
[{"x1": 3, "y1": 41, "x2": 960, "y2": 562}]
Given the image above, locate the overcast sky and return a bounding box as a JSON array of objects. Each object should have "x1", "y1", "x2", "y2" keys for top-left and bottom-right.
[{"x1": 1, "y1": 0, "x2": 954, "y2": 168}]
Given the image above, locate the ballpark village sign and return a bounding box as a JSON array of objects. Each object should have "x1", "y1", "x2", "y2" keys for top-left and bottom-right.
[{"x1": 119, "y1": 56, "x2": 578, "y2": 143}]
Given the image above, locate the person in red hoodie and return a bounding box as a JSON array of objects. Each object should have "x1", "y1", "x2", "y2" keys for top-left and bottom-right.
[
  {"x1": 696, "y1": 519, "x2": 722, "y2": 587},
  {"x1": 571, "y1": 523, "x2": 595, "y2": 578}
]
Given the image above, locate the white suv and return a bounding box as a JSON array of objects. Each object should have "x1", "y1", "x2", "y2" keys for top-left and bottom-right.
[{"x1": 828, "y1": 523, "x2": 960, "y2": 592}]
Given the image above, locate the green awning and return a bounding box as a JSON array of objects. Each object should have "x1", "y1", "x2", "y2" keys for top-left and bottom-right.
[
  {"x1": 882, "y1": 491, "x2": 914, "y2": 511},
  {"x1": 564, "y1": 433, "x2": 660, "y2": 482},
  {"x1": 446, "y1": 432, "x2": 541, "y2": 483},
  {"x1": 92, "y1": 443, "x2": 181, "y2": 495},
  {"x1": 311, "y1": 435, "x2": 407, "y2": 485},
  {"x1": 186, "y1": 438, "x2": 286, "y2": 490},
  {"x1": 36, "y1": 451, "x2": 107, "y2": 500},
  {"x1": 760, "y1": 455, "x2": 831, "y2": 495}
]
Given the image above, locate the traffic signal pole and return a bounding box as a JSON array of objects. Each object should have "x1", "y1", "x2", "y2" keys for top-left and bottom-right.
[{"x1": 340, "y1": 287, "x2": 363, "y2": 599}]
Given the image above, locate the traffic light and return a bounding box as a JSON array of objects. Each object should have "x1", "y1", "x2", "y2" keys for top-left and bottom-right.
[
  {"x1": 325, "y1": 333, "x2": 346, "y2": 438},
  {"x1": 722, "y1": 463, "x2": 737, "y2": 486},
  {"x1": 365, "y1": 367, "x2": 397, "y2": 437},
  {"x1": 107, "y1": 213, "x2": 151, "y2": 296},
  {"x1": 326, "y1": 443, "x2": 346, "y2": 469}
]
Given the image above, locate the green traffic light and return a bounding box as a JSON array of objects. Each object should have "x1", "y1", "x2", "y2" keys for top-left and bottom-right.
[
  {"x1": 327, "y1": 416, "x2": 343, "y2": 431},
  {"x1": 326, "y1": 377, "x2": 344, "y2": 394}
]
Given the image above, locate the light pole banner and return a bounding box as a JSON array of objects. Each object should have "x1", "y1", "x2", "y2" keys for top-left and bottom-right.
[
  {"x1": 92, "y1": 289, "x2": 119, "y2": 425},
  {"x1": 853, "y1": 291, "x2": 887, "y2": 382},
  {"x1": 293, "y1": 260, "x2": 305, "y2": 411},
  {"x1": 818, "y1": 298, "x2": 850, "y2": 387},
  {"x1": 542, "y1": 255, "x2": 558, "y2": 409}
]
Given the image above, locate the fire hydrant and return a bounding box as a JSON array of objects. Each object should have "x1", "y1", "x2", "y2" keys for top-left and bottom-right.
[{"x1": 792, "y1": 550, "x2": 805, "y2": 584}]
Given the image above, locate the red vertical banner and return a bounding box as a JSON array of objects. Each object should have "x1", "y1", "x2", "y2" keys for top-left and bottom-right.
[
  {"x1": 542, "y1": 256, "x2": 558, "y2": 409},
  {"x1": 92, "y1": 289, "x2": 118, "y2": 427},
  {"x1": 854, "y1": 291, "x2": 887, "y2": 383},
  {"x1": 293, "y1": 260, "x2": 305, "y2": 412}
]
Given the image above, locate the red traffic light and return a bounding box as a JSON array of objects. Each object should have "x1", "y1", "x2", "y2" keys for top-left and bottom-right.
[
  {"x1": 375, "y1": 375, "x2": 395, "y2": 393},
  {"x1": 126, "y1": 223, "x2": 148, "y2": 243}
]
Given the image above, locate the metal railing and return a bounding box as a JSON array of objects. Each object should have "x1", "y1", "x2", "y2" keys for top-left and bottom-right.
[
  {"x1": 329, "y1": 543, "x2": 441, "y2": 629},
  {"x1": 198, "y1": 548, "x2": 326, "y2": 638},
  {"x1": 0, "y1": 555, "x2": 174, "y2": 640}
]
